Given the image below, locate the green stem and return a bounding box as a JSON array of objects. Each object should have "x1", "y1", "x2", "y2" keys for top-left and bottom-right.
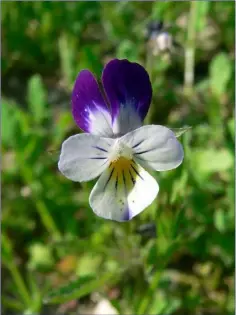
[
  {"x1": 184, "y1": 1, "x2": 198, "y2": 96},
  {"x1": 9, "y1": 264, "x2": 31, "y2": 306},
  {"x1": 2, "y1": 297, "x2": 24, "y2": 311},
  {"x1": 145, "y1": 52, "x2": 155, "y2": 124},
  {"x1": 2, "y1": 236, "x2": 31, "y2": 307},
  {"x1": 20, "y1": 164, "x2": 62, "y2": 240},
  {"x1": 35, "y1": 199, "x2": 61, "y2": 240},
  {"x1": 136, "y1": 266, "x2": 164, "y2": 315}
]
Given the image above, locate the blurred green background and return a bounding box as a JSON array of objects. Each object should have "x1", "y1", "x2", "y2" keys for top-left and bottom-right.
[{"x1": 2, "y1": 2, "x2": 234, "y2": 315}]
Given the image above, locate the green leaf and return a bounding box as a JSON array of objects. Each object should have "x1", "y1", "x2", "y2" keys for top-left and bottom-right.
[
  {"x1": 210, "y1": 53, "x2": 232, "y2": 98},
  {"x1": 58, "y1": 32, "x2": 76, "y2": 88},
  {"x1": 1, "y1": 99, "x2": 26, "y2": 147},
  {"x1": 2, "y1": 234, "x2": 13, "y2": 262},
  {"x1": 117, "y1": 40, "x2": 139, "y2": 61},
  {"x1": 82, "y1": 46, "x2": 103, "y2": 76},
  {"x1": 194, "y1": 1, "x2": 210, "y2": 33},
  {"x1": 27, "y1": 75, "x2": 47, "y2": 124},
  {"x1": 2, "y1": 296, "x2": 24, "y2": 312},
  {"x1": 76, "y1": 254, "x2": 102, "y2": 277},
  {"x1": 2, "y1": 100, "x2": 17, "y2": 146},
  {"x1": 44, "y1": 271, "x2": 119, "y2": 304},
  {"x1": 227, "y1": 117, "x2": 234, "y2": 139},
  {"x1": 28, "y1": 243, "x2": 54, "y2": 271},
  {"x1": 52, "y1": 110, "x2": 73, "y2": 146},
  {"x1": 150, "y1": 293, "x2": 181, "y2": 315},
  {"x1": 191, "y1": 148, "x2": 233, "y2": 177},
  {"x1": 214, "y1": 209, "x2": 227, "y2": 233},
  {"x1": 152, "y1": 1, "x2": 172, "y2": 19}
]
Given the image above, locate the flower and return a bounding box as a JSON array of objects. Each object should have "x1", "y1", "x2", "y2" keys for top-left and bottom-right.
[{"x1": 58, "y1": 59, "x2": 184, "y2": 222}]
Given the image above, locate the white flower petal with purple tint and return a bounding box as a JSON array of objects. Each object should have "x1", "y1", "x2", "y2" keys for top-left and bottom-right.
[
  {"x1": 121, "y1": 125, "x2": 184, "y2": 171},
  {"x1": 58, "y1": 134, "x2": 114, "y2": 182},
  {"x1": 58, "y1": 58, "x2": 185, "y2": 221},
  {"x1": 89, "y1": 160, "x2": 159, "y2": 222}
]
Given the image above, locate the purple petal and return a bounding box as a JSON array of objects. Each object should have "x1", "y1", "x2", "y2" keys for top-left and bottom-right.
[
  {"x1": 102, "y1": 59, "x2": 152, "y2": 134},
  {"x1": 72, "y1": 70, "x2": 113, "y2": 136}
]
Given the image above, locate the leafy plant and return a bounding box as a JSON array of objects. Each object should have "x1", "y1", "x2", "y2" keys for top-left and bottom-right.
[{"x1": 2, "y1": 1, "x2": 234, "y2": 315}]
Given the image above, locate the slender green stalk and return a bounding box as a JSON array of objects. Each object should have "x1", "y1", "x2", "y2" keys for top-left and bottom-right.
[
  {"x1": 136, "y1": 267, "x2": 164, "y2": 315},
  {"x1": 145, "y1": 52, "x2": 155, "y2": 124},
  {"x1": 35, "y1": 199, "x2": 61, "y2": 240},
  {"x1": 2, "y1": 297, "x2": 24, "y2": 311},
  {"x1": 184, "y1": 1, "x2": 198, "y2": 96},
  {"x1": 20, "y1": 164, "x2": 62, "y2": 240},
  {"x1": 136, "y1": 208, "x2": 167, "y2": 314},
  {"x1": 8, "y1": 263, "x2": 31, "y2": 307},
  {"x1": 2, "y1": 236, "x2": 31, "y2": 307}
]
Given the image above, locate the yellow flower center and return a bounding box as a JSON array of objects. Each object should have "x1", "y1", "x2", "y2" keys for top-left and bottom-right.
[
  {"x1": 109, "y1": 139, "x2": 133, "y2": 163},
  {"x1": 110, "y1": 156, "x2": 133, "y2": 172},
  {"x1": 107, "y1": 140, "x2": 136, "y2": 193}
]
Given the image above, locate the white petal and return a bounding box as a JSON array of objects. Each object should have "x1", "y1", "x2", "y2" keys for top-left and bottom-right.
[
  {"x1": 121, "y1": 125, "x2": 184, "y2": 171},
  {"x1": 89, "y1": 160, "x2": 159, "y2": 221},
  {"x1": 58, "y1": 134, "x2": 114, "y2": 182}
]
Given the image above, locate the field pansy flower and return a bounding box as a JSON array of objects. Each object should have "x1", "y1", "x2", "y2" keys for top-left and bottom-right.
[{"x1": 58, "y1": 59, "x2": 184, "y2": 222}]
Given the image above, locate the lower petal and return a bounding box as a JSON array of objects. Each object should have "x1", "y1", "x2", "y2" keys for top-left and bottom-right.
[
  {"x1": 58, "y1": 134, "x2": 114, "y2": 182},
  {"x1": 89, "y1": 159, "x2": 159, "y2": 221}
]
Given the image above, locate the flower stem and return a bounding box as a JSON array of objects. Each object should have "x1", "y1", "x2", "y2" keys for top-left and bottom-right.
[
  {"x1": 2, "y1": 297, "x2": 24, "y2": 312},
  {"x1": 8, "y1": 263, "x2": 31, "y2": 307},
  {"x1": 145, "y1": 52, "x2": 155, "y2": 125},
  {"x1": 184, "y1": 1, "x2": 198, "y2": 97},
  {"x1": 136, "y1": 266, "x2": 164, "y2": 315},
  {"x1": 20, "y1": 164, "x2": 62, "y2": 241},
  {"x1": 35, "y1": 199, "x2": 62, "y2": 240},
  {"x1": 2, "y1": 236, "x2": 31, "y2": 307}
]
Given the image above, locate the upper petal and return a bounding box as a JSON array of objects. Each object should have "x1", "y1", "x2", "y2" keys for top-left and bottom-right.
[
  {"x1": 72, "y1": 70, "x2": 113, "y2": 137},
  {"x1": 121, "y1": 125, "x2": 184, "y2": 171},
  {"x1": 58, "y1": 133, "x2": 114, "y2": 182},
  {"x1": 102, "y1": 59, "x2": 152, "y2": 135},
  {"x1": 89, "y1": 159, "x2": 159, "y2": 222}
]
